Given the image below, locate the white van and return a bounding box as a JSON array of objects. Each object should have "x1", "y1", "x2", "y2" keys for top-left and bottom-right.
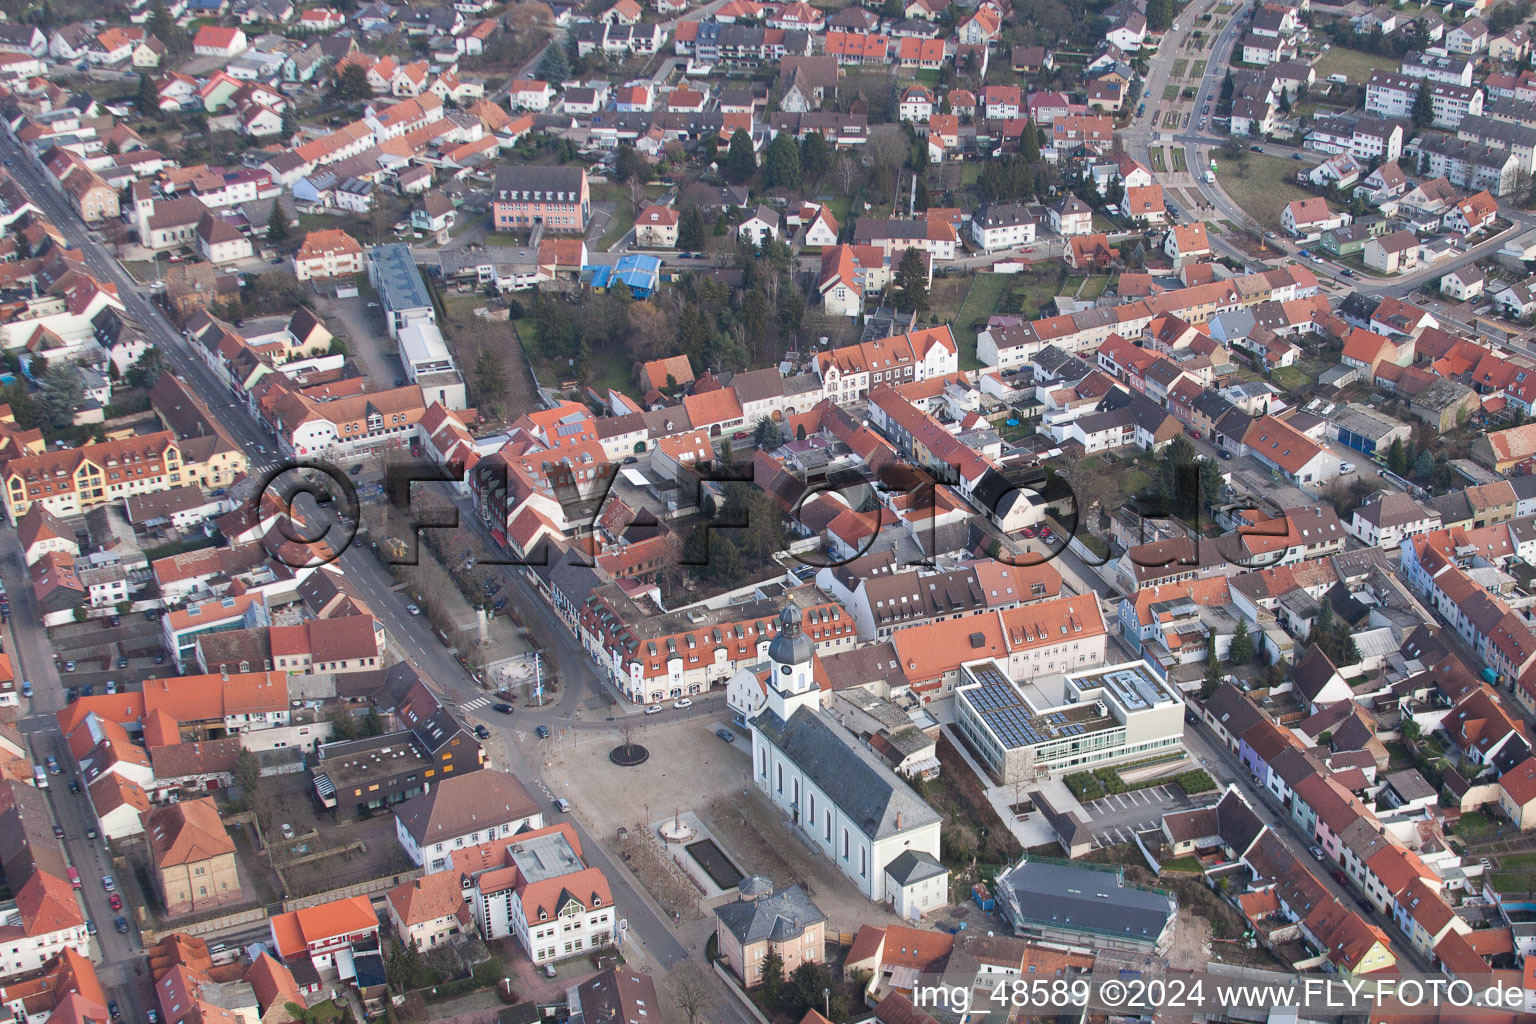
[{"x1": 33, "y1": 765, "x2": 47, "y2": 789}]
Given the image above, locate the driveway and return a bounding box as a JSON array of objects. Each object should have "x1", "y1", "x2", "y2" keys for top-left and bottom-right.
[
  {"x1": 313, "y1": 292, "x2": 404, "y2": 389},
  {"x1": 1077, "y1": 783, "x2": 1202, "y2": 849}
]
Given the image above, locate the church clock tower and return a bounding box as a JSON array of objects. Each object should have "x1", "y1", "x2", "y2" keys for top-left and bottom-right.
[{"x1": 764, "y1": 605, "x2": 818, "y2": 720}]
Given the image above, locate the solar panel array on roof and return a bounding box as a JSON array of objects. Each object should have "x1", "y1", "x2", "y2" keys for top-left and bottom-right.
[
  {"x1": 965, "y1": 663, "x2": 1069, "y2": 747},
  {"x1": 371, "y1": 243, "x2": 433, "y2": 313}
]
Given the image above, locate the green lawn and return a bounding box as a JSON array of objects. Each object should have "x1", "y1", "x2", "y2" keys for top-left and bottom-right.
[
  {"x1": 1162, "y1": 84, "x2": 1180, "y2": 101},
  {"x1": 1491, "y1": 871, "x2": 1536, "y2": 895},
  {"x1": 1214, "y1": 153, "x2": 1318, "y2": 231},
  {"x1": 1080, "y1": 276, "x2": 1110, "y2": 300},
  {"x1": 1150, "y1": 148, "x2": 1167, "y2": 173},
  {"x1": 1007, "y1": 267, "x2": 1067, "y2": 312},
  {"x1": 306, "y1": 1001, "x2": 347, "y2": 1024},
  {"x1": 1313, "y1": 46, "x2": 1400, "y2": 83},
  {"x1": 597, "y1": 203, "x2": 635, "y2": 252},
  {"x1": 951, "y1": 272, "x2": 1016, "y2": 369},
  {"x1": 1192, "y1": 60, "x2": 1207, "y2": 80},
  {"x1": 1296, "y1": 100, "x2": 1348, "y2": 118},
  {"x1": 1161, "y1": 856, "x2": 1203, "y2": 874},
  {"x1": 120, "y1": 260, "x2": 158, "y2": 284},
  {"x1": 1271, "y1": 364, "x2": 1312, "y2": 391},
  {"x1": 1456, "y1": 810, "x2": 1500, "y2": 841},
  {"x1": 1173, "y1": 58, "x2": 1189, "y2": 79},
  {"x1": 1172, "y1": 149, "x2": 1187, "y2": 172}
]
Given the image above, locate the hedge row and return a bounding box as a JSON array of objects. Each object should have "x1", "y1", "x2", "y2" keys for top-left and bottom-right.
[
  {"x1": 1066, "y1": 765, "x2": 1218, "y2": 801},
  {"x1": 1173, "y1": 769, "x2": 1217, "y2": 795}
]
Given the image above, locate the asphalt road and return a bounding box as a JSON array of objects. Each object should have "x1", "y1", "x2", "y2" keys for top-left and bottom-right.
[
  {"x1": 1182, "y1": 721, "x2": 1434, "y2": 972},
  {"x1": 0, "y1": 120, "x2": 773, "y2": 1024},
  {"x1": 1124, "y1": 1, "x2": 1536, "y2": 303},
  {"x1": 0, "y1": 520, "x2": 147, "y2": 1003}
]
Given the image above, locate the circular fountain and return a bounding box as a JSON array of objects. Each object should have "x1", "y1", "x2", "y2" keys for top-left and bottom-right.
[{"x1": 658, "y1": 810, "x2": 697, "y2": 843}]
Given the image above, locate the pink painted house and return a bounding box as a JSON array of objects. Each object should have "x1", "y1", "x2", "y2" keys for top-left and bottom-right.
[{"x1": 491, "y1": 165, "x2": 590, "y2": 233}]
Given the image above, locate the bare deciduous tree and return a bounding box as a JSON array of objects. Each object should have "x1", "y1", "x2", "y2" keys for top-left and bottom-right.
[
  {"x1": 506, "y1": 1, "x2": 553, "y2": 32},
  {"x1": 668, "y1": 962, "x2": 719, "y2": 1024},
  {"x1": 626, "y1": 301, "x2": 671, "y2": 359},
  {"x1": 835, "y1": 153, "x2": 858, "y2": 195},
  {"x1": 626, "y1": 176, "x2": 648, "y2": 214},
  {"x1": 864, "y1": 124, "x2": 908, "y2": 184}
]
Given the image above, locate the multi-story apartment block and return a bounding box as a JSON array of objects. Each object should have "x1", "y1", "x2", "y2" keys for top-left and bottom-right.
[
  {"x1": 1408, "y1": 132, "x2": 1521, "y2": 195},
  {"x1": 1366, "y1": 71, "x2": 1482, "y2": 128},
  {"x1": 813, "y1": 326, "x2": 959, "y2": 403},
  {"x1": 293, "y1": 229, "x2": 365, "y2": 281},
  {"x1": 1400, "y1": 50, "x2": 1474, "y2": 86},
  {"x1": 452, "y1": 823, "x2": 616, "y2": 964},
  {"x1": 2, "y1": 432, "x2": 187, "y2": 522}
]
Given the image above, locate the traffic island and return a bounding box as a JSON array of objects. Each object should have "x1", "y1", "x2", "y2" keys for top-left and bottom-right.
[{"x1": 609, "y1": 743, "x2": 649, "y2": 766}]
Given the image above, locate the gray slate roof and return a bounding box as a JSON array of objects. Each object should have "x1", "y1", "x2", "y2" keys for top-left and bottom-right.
[
  {"x1": 752, "y1": 706, "x2": 940, "y2": 841},
  {"x1": 885, "y1": 849, "x2": 947, "y2": 886},
  {"x1": 999, "y1": 859, "x2": 1174, "y2": 942},
  {"x1": 713, "y1": 885, "x2": 825, "y2": 945}
]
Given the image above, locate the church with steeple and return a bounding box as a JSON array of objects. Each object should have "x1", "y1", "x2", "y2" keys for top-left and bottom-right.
[{"x1": 749, "y1": 606, "x2": 949, "y2": 919}]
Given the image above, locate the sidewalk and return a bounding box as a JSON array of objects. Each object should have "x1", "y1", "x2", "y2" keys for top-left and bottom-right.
[{"x1": 940, "y1": 724, "x2": 1081, "y2": 849}]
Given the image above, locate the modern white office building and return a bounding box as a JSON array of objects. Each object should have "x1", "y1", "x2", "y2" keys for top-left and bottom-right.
[
  {"x1": 398, "y1": 321, "x2": 467, "y2": 410},
  {"x1": 954, "y1": 659, "x2": 1186, "y2": 783},
  {"x1": 367, "y1": 243, "x2": 436, "y2": 340}
]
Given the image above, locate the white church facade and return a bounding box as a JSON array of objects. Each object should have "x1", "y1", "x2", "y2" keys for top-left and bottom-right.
[{"x1": 749, "y1": 606, "x2": 949, "y2": 921}]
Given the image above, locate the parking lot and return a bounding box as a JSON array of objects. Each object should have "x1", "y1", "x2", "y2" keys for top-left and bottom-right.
[
  {"x1": 1078, "y1": 784, "x2": 1206, "y2": 850},
  {"x1": 50, "y1": 612, "x2": 170, "y2": 699}
]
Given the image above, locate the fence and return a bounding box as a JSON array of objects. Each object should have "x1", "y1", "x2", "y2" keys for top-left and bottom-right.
[
  {"x1": 282, "y1": 869, "x2": 421, "y2": 912},
  {"x1": 141, "y1": 906, "x2": 271, "y2": 945}
]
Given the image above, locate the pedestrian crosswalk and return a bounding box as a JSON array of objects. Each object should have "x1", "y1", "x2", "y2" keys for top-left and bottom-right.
[{"x1": 459, "y1": 696, "x2": 491, "y2": 711}]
